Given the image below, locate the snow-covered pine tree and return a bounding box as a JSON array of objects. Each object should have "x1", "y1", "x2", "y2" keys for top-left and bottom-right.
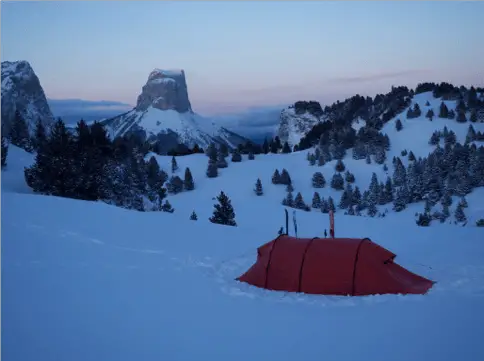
[
  {"x1": 190, "y1": 210, "x2": 198, "y2": 220},
  {"x1": 162, "y1": 199, "x2": 175, "y2": 213},
  {"x1": 335, "y1": 159, "x2": 345, "y2": 172},
  {"x1": 330, "y1": 173, "x2": 344, "y2": 190},
  {"x1": 345, "y1": 170, "x2": 355, "y2": 183},
  {"x1": 1, "y1": 132, "x2": 8, "y2": 168},
  {"x1": 166, "y1": 175, "x2": 183, "y2": 194},
  {"x1": 9, "y1": 110, "x2": 32, "y2": 152},
  {"x1": 282, "y1": 142, "x2": 291, "y2": 153},
  {"x1": 184, "y1": 167, "x2": 195, "y2": 190},
  {"x1": 312, "y1": 171, "x2": 326, "y2": 188},
  {"x1": 454, "y1": 204, "x2": 467, "y2": 223},
  {"x1": 352, "y1": 186, "x2": 362, "y2": 209},
  {"x1": 32, "y1": 118, "x2": 47, "y2": 151},
  {"x1": 439, "y1": 102, "x2": 449, "y2": 118},
  {"x1": 254, "y1": 178, "x2": 263, "y2": 196},
  {"x1": 294, "y1": 192, "x2": 309, "y2": 211},
  {"x1": 282, "y1": 190, "x2": 294, "y2": 207},
  {"x1": 280, "y1": 168, "x2": 292, "y2": 185},
  {"x1": 272, "y1": 169, "x2": 281, "y2": 184},
  {"x1": 231, "y1": 149, "x2": 242, "y2": 162},
  {"x1": 426, "y1": 109, "x2": 435, "y2": 121},
  {"x1": 217, "y1": 153, "x2": 228, "y2": 168},
  {"x1": 171, "y1": 156, "x2": 179, "y2": 173},
  {"x1": 209, "y1": 191, "x2": 237, "y2": 226},
  {"x1": 206, "y1": 159, "x2": 218, "y2": 178},
  {"x1": 286, "y1": 182, "x2": 294, "y2": 192},
  {"x1": 395, "y1": 118, "x2": 403, "y2": 131},
  {"x1": 312, "y1": 192, "x2": 321, "y2": 209},
  {"x1": 338, "y1": 184, "x2": 353, "y2": 210}
]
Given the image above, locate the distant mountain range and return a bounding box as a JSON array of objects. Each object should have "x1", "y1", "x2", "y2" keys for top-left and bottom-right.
[{"x1": 47, "y1": 99, "x2": 133, "y2": 124}]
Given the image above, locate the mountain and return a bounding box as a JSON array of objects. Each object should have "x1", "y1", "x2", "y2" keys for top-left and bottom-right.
[
  {"x1": 101, "y1": 69, "x2": 249, "y2": 153},
  {"x1": 1, "y1": 60, "x2": 54, "y2": 133}
]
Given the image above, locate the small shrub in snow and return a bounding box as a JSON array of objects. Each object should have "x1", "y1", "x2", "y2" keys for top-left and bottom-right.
[
  {"x1": 190, "y1": 211, "x2": 198, "y2": 220},
  {"x1": 476, "y1": 219, "x2": 484, "y2": 227}
]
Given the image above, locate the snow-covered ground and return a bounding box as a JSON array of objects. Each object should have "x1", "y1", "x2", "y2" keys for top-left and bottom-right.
[{"x1": 3, "y1": 90, "x2": 484, "y2": 360}]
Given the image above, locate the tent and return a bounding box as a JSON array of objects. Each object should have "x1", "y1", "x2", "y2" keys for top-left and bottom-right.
[{"x1": 236, "y1": 235, "x2": 434, "y2": 296}]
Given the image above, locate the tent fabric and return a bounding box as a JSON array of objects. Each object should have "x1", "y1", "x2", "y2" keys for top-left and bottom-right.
[{"x1": 236, "y1": 235, "x2": 434, "y2": 296}]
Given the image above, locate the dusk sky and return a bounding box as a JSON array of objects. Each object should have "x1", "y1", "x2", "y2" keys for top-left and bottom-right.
[{"x1": 2, "y1": 1, "x2": 483, "y2": 115}]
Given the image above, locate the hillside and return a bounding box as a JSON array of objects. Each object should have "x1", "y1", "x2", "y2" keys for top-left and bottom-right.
[{"x1": 3, "y1": 143, "x2": 484, "y2": 361}]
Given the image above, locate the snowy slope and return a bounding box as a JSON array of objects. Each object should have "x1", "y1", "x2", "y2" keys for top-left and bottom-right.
[
  {"x1": 101, "y1": 106, "x2": 247, "y2": 150},
  {"x1": 3, "y1": 145, "x2": 484, "y2": 361},
  {"x1": 381, "y1": 92, "x2": 484, "y2": 162}
]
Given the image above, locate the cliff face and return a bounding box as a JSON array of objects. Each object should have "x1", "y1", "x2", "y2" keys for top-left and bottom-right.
[
  {"x1": 136, "y1": 69, "x2": 192, "y2": 113},
  {"x1": 1, "y1": 61, "x2": 54, "y2": 133}
]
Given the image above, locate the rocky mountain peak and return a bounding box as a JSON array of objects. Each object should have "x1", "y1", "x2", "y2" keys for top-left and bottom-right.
[
  {"x1": 135, "y1": 69, "x2": 192, "y2": 113},
  {"x1": 1, "y1": 60, "x2": 54, "y2": 133}
]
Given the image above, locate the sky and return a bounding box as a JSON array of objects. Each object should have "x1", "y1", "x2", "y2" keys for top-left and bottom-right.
[{"x1": 1, "y1": 1, "x2": 483, "y2": 116}]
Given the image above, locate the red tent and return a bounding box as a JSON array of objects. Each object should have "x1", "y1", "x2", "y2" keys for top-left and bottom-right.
[{"x1": 237, "y1": 235, "x2": 434, "y2": 296}]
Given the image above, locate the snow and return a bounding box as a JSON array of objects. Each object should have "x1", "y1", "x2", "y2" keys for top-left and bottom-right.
[
  {"x1": 150, "y1": 68, "x2": 184, "y2": 78},
  {"x1": 3, "y1": 128, "x2": 484, "y2": 360},
  {"x1": 381, "y1": 92, "x2": 484, "y2": 161},
  {"x1": 278, "y1": 107, "x2": 323, "y2": 147}
]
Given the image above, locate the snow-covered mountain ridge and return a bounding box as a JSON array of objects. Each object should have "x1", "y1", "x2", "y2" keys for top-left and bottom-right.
[{"x1": 277, "y1": 84, "x2": 484, "y2": 150}]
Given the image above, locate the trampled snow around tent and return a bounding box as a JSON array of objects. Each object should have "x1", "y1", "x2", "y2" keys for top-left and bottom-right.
[{"x1": 236, "y1": 235, "x2": 435, "y2": 296}]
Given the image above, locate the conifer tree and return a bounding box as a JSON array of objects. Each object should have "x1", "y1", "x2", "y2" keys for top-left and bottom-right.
[
  {"x1": 1, "y1": 133, "x2": 8, "y2": 168},
  {"x1": 439, "y1": 102, "x2": 449, "y2": 118},
  {"x1": 312, "y1": 171, "x2": 326, "y2": 188},
  {"x1": 32, "y1": 118, "x2": 47, "y2": 151},
  {"x1": 272, "y1": 169, "x2": 281, "y2": 184},
  {"x1": 184, "y1": 167, "x2": 195, "y2": 190},
  {"x1": 330, "y1": 173, "x2": 344, "y2": 190},
  {"x1": 206, "y1": 159, "x2": 218, "y2": 178},
  {"x1": 190, "y1": 211, "x2": 198, "y2": 220},
  {"x1": 335, "y1": 159, "x2": 346, "y2": 172},
  {"x1": 217, "y1": 153, "x2": 228, "y2": 168},
  {"x1": 454, "y1": 204, "x2": 466, "y2": 223},
  {"x1": 395, "y1": 118, "x2": 403, "y2": 131},
  {"x1": 209, "y1": 191, "x2": 237, "y2": 226},
  {"x1": 312, "y1": 192, "x2": 321, "y2": 209},
  {"x1": 166, "y1": 175, "x2": 184, "y2": 194},
  {"x1": 171, "y1": 156, "x2": 179, "y2": 173},
  {"x1": 280, "y1": 168, "x2": 292, "y2": 185},
  {"x1": 162, "y1": 199, "x2": 175, "y2": 213},
  {"x1": 426, "y1": 109, "x2": 435, "y2": 121},
  {"x1": 254, "y1": 178, "x2": 263, "y2": 196},
  {"x1": 282, "y1": 190, "x2": 294, "y2": 207},
  {"x1": 231, "y1": 149, "x2": 242, "y2": 162},
  {"x1": 9, "y1": 110, "x2": 32, "y2": 151},
  {"x1": 345, "y1": 170, "x2": 355, "y2": 183},
  {"x1": 294, "y1": 192, "x2": 309, "y2": 211},
  {"x1": 282, "y1": 142, "x2": 291, "y2": 153}
]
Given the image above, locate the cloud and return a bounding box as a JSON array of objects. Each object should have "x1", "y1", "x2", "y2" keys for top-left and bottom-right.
[{"x1": 328, "y1": 69, "x2": 432, "y2": 84}]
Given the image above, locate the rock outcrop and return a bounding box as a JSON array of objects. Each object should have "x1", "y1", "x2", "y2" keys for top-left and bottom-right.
[
  {"x1": 1, "y1": 60, "x2": 54, "y2": 133},
  {"x1": 136, "y1": 69, "x2": 192, "y2": 113}
]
